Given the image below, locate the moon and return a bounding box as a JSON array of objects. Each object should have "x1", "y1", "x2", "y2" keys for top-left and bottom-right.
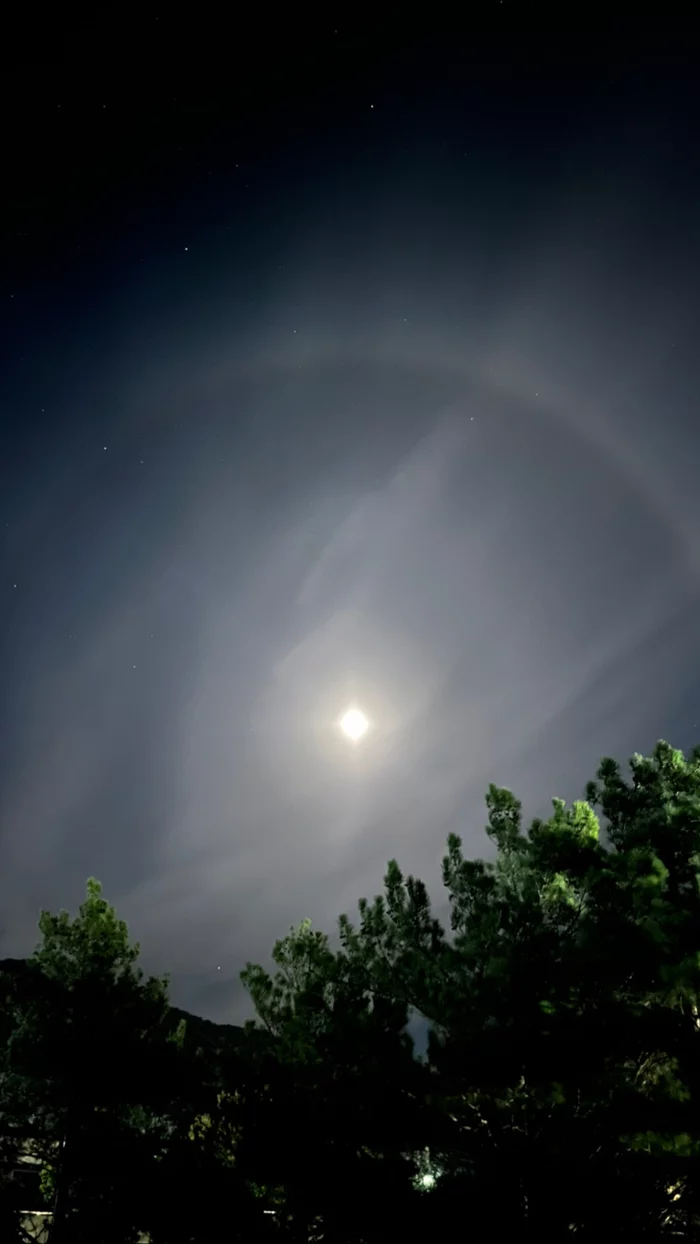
[{"x1": 339, "y1": 707, "x2": 369, "y2": 742}]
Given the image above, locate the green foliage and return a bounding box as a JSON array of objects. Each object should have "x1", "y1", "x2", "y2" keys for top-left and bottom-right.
[
  {"x1": 241, "y1": 914, "x2": 426, "y2": 1240},
  {"x1": 241, "y1": 738, "x2": 700, "y2": 1238},
  {"x1": 1, "y1": 881, "x2": 192, "y2": 1241},
  {"x1": 4, "y1": 740, "x2": 700, "y2": 1240},
  {"x1": 34, "y1": 878, "x2": 143, "y2": 983},
  {"x1": 241, "y1": 918, "x2": 338, "y2": 1051}
]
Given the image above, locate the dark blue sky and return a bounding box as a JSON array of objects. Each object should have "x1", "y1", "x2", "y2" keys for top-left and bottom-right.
[{"x1": 1, "y1": 10, "x2": 699, "y2": 1022}]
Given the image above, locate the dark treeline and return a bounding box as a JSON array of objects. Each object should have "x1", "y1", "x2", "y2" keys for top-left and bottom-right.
[{"x1": 2, "y1": 740, "x2": 700, "y2": 1242}]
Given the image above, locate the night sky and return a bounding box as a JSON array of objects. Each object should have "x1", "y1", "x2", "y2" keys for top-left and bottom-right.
[{"x1": 1, "y1": 10, "x2": 699, "y2": 1023}]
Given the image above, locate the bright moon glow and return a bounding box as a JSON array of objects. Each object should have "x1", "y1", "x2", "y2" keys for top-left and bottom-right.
[{"x1": 339, "y1": 708, "x2": 369, "y2": 742}]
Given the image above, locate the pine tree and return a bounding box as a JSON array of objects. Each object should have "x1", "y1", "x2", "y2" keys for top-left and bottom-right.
[
  {"x1": 1, "y1": 879, "x2": 175, "y2": 1242},
  {"x1": 243, "y1": 741, "x2": 700, "y2": 1240}
]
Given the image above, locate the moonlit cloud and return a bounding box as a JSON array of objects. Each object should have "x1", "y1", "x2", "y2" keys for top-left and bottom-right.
[{"x1": 1, "y1": 60, "x2": 699, "y2": 1025}]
